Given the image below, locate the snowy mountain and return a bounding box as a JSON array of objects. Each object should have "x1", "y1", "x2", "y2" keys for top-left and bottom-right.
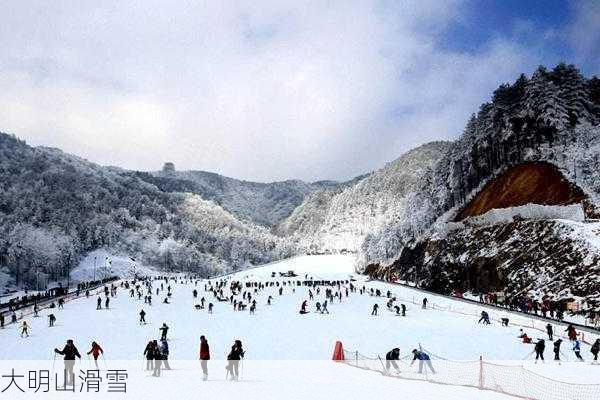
[
  {"x1": 362, "y1": 64, "x2": 600, "y2": 308},
  {"x1": 0, "y1": 134, "x2": 294, "y2": 289},
  {"x1": 146, "y1": 168, "x2": 336, "y2": 227},
  {"x1": 278, "y1": 142, "x2": 451, "y2": 254}
]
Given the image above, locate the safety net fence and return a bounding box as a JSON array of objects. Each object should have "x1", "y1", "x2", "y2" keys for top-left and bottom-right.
[{"x1": 340, "y1": 347, "x2": 600, "y2": 400}]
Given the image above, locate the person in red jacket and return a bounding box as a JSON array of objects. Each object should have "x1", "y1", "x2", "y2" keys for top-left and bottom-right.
[
  {"x1": 87, "y1": 341, "x2": 104, "y2": 368},
  {"x1": 199, "y1": 335, "x2": 210, "y2": 381}
]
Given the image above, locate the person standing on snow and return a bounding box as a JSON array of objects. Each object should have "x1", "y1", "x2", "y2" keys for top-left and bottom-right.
[
  {"x1": 160, "y1": 339, "x2": 171, "y2": 370},
  {"x1": 546, "y1": 324, "x2": 553, "y2": 340},
  {"x1": 54, "y1": 339, "x2": 81, "y2": 386},
  {"x1": 48, "y1": 314, "x2": 56, "y2": 327},
  {"x1": 139, "y1": 309, "x2": 146, "y2": 324},
  {"x1": 226, "y1": 340, "x2": 245, "y2": 381},
  {"x1": 385, "y1": 348, "x2": 401, "y2": 374},
  {"x1": 411, "y1": 349, "x2": 435, "y2": 374},
  {"x1": 159, "y1": 323, "x2": 169, "y2": 340},
  {"x1": 96, "y1": 297, "x2": 102, "y2": 310},
  {"x1": 20, "y1": 321, "x2": 29, "y2": 337},
  {"x1": 422, "y1": 298, "x2": 428, "y2": 309},
  {"x1": 143, "y1": 341, "x2": 154, "y2": 371},
  {"x1": 199, "y1": 335, "x2": 210, "y2": 381},
  {"x1": 87, "y1": 341, "x2": 104, "y2": 369},
  {"x1": 565, "y1": 324, "x2": 577, "y2": 341},
  {"x1": 553, "y1": 339, "x2": 562, "y2": 361},
  {"x1": 534, "y1": 339, "x2": 545, "y2": 363},
  {"x1": 152, "y1": 340, "x2": 162, "y2": 377}
]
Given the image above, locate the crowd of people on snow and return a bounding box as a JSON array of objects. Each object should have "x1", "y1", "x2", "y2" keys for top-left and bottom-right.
[{"x1": 2, "y1": 270, "x2": 600, "y2": 388}]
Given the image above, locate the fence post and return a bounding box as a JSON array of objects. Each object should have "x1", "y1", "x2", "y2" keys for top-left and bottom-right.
[{"x1": 478, "y1": 356, "x2": 483, "y2": 390}]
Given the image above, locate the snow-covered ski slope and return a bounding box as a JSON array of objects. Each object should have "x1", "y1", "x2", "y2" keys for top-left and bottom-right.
[{"x1": 0, "y1": 255, "x2": 598, "y2": 400}]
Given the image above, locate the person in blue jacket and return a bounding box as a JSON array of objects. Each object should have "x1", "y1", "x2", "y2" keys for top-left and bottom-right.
[
  {"x1": 573, "y1": 339, "x2": 584, "y2": 361},
  {"x1": 410, "y1": 349, "x2": 435, "y2": 374}
]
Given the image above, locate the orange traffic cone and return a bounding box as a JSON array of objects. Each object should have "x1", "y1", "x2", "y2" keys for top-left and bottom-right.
[{"x1": 332, "y1": 341, "x2": 344, "y2": 361}]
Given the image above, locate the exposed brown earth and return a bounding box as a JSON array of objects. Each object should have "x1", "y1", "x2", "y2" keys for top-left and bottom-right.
[{"x1": 455, "y1": 162, "x2": 586, "y2": 221}]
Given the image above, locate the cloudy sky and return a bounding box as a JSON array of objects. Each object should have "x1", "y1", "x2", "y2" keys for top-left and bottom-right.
[{"x1": 0, "y1": 0, "x2": 599, "y2": 182}]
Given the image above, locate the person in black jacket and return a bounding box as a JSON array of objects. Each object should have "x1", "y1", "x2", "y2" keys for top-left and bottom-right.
[
  {"x1": 54, "y1": 340, "x2": 81, "y2": 386},
  {"x1": 385, "y1": 348, "x2": 401, "y2": 374},
  {"x1": 553, "y1": 339, "x2": 562, "y2": 361},
  {"x1": 143, "y1": 341, "x2": 154, "y2": 371},
  {"x1": 591, "y1": 339, "x2": 600, "y2": 362},
  {"x1": 226, "y1": 340, "x2": 244, "y2": 380},
  {"x1": 534, "y1": 339, "x2": 545, "y2": 363}
]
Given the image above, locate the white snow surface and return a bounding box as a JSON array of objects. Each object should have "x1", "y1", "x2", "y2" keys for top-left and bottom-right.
[
  {"x1": 1, "y1": 255, "x2": 598, "y2": 399},
  {"x1": 70, "y1": 249, "x2": 158, "y2": 282}
]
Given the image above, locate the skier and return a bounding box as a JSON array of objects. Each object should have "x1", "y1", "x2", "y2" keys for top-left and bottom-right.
[
  {"x1": 104, "y1": 296, "x2": 110, "y2": 309},
  {"x1": 48, "y1": 314, "x2": 56, "y2": 327},
  {"x1": 478, "y1": 311, "x2": 490, "y2": 324},
  {"x1": 573, "y1": 339, "x2": 584, "y2": 361},
  {"x1": 226, "y1": 340, "x2": 245, "y2": 381},
  {"x1": 87, "y1": 341, "x2": 104, "y2": 369},
  {"x1": 322, "y1": 300, "x2": 329, "y2": 314},
  {"x1": 534, "y1": 339, "x2": 545, "y2": 363},
  {"x1": 591, "y1": 338, "x2": 600, "y2": 362},
  {"x1": 143, "y1": 341, "x2": 154, "y2": 371},
  {"x1": 54, "y1": 339, "x2": 81, "y2": 386},
  {"x1": 20, "y1": 321, "x2": 29, "y2": 337},
  {"x1": 58, "y1": 298, "x2": 64, "y2": 309},
  {"x1": 160, "y1": 339, "x2": 171, "y2": 370},
  {"x1": 411, "y1": 349, "x2": 435, "y2": 374},
  {"x1": 139, "y1": 309, "x2": 146, "y2": 324},
  {"x1": 401, "y1": 304, "x2": 406, "y2": 317},
  {"x1": 267, "y1": 296, "x2": 272, "y2": 306},
  {"x1": 33, "y1": 303, "x2": 39, "y2": 317},
  {"x1": 546, "y1": 323, "x2": 553, "y2": 340},
  {"x1": 208, "y1": 303, "x2": 213, "y2": 313},
  {"x1": 422, "y1": 298, "x2": 428, "y2": 309},
  {"x1": 553, "y1": 338, "x2": 562, "y2": 361},
  {"x1": 316, "y1": 302, "x2": 322, "y2": 313},
  {"x1": 371, "y1": 303, "x2": 379, "y2": 316},
  {"x1": 385, "y1": 347, "x2": 401, "y2": 374},
  {"x1": 199, "y1": 335, "x2": 210, "y2": 381},
  {"x1": 159, "y1": 323, "x2": 169, "y2": 340},
  {"x1": 96, "y1": 297, "x2": 102, "y2": 310}
]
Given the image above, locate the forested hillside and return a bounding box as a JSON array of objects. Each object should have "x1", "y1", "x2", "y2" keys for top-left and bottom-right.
[{"x1": 0, "y1": 135, "x2": 294, "y2": 289}]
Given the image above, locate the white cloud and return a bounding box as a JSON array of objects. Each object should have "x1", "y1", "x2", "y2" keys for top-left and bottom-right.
[{"x1": 0, "y1": 0, "x2": 535, "y2": 181}]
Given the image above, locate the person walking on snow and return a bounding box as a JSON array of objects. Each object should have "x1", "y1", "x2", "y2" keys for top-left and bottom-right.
[
  {"x1": 96, "y1": 297, "x2": 102, "y2": 310},
  {"x1": 422, "y1": 298, "x2": 428, "y2": 309},
  {"x1": 226, "y1": 340, "x2": 244, "y2": 381},
  {"x1": 565, "y1": 324, "x2": 577, "y2": 341},
  {"x1": 139, "y1": 310, "x2": 146, "y2": 324},
  {"x1": 199, "y1": 335, "x2": 210, "y2": 381},
  {"x1": 104, "y1": 296, "x2": 110, "y2": 309},
  {"x1": 87, "y1": 341, "x2": 104, "y2": 369},
  {"x1": 573, "y1": 339, "x2": 584, "y2": 361},
  {"x1": 371, "y1": 304, "x2": 379, "y2": 316},
  {"x1": 385, "y1": 348, "x2": 401, "y2": 374},
  {"x1": 534, "y1": 339, "x2": 545, "y2": 363},
  {"x1": 411, "y1": 349, "x2": 435, "y2": 374},
  {"x1": 54, "y1": 339, "x2": 81, "y2": 386},
  {"x1": 48, "y1": 313, "x2": 56, "y2": 327},
  {"x1": 591, "y1": 339, "x2": 600, "y2": 362}
]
